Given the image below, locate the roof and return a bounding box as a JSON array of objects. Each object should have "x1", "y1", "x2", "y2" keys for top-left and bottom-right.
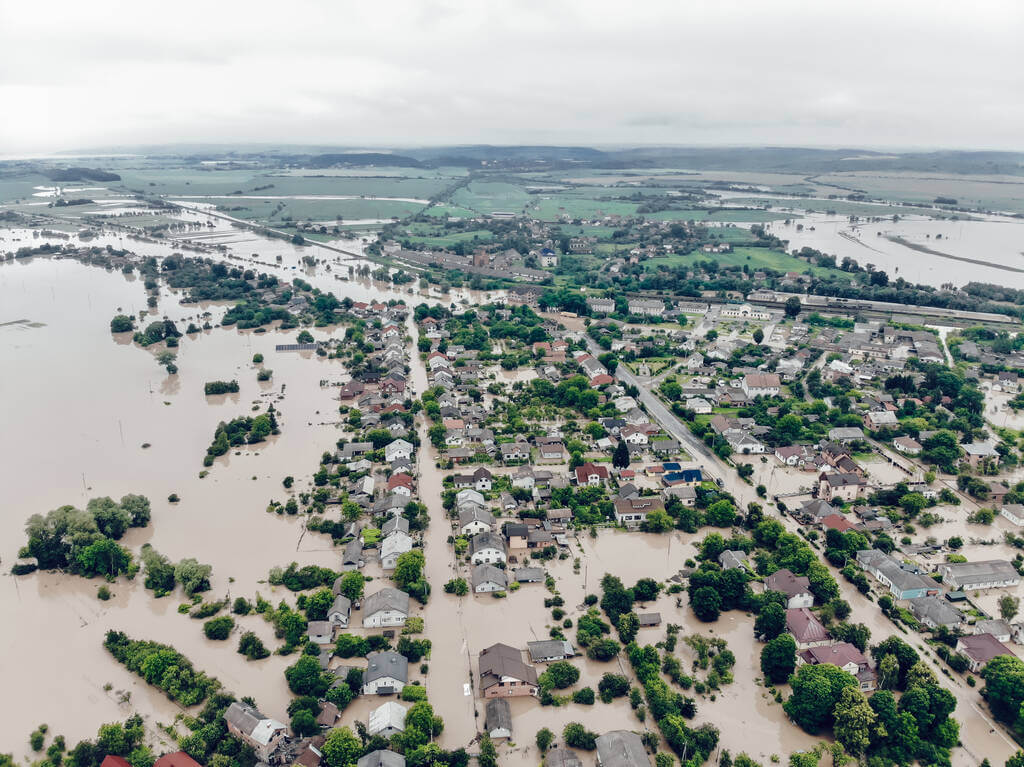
[
  {"x1": 153, "y1": 753, "x2": 202, "y2": 767},
  {"x1": 470, "y1": 531, "x2": 506, "y2": 556},
  {"x1": 545, "y1": 749, "x2": 583, "y2": 767},
  {"x1": 800, "y1": 499, "x2": 836, "y2": 519},
  {"x1": 515, "y1": 567, "x2": 546, "y2": 582},
  {"x1": 718, "y1": 550, "x2": 749, "y2": 570},
  {"x1": 958, "y1": 633, "x2": 1013, "y2": 664},
  {"x1": 479, "y1": 643, "x2": 538, "y2": 689},
  {"x1": 101, "y1": 758, "x2": 132, "y2": 767},
  {"x1": 364, "y1": 651, "x2": 409, "y2": 684},
  {"x1": 765, "y1": 569, "x2": 811, "y2": 598},
  {"x1": 224, "y1": 702, "x2": 285, "y2": 745},
  {"x1": 485, "y1": 698, "x2": 513, "y2": 734},
  {"x1": 358, "y1": 752, "x2": 406, "y2": 767},
  {"x1": 369, "y1": 701, "x2": 408, "y2": 734},
  {"x1": 527, "y1": 639, "x2": 576, "y2": 661},
  {"x1": 786, "y1": 608, "x2": 830, "y2": 643},
  {"x1": 744, "y1": 373, "x2": 781, "y2": 389},
  {"x1": 363, "y1": 587, "x2": 410, "y2": 617},
  {"x1": 907, "y1": 596, "x2": 962, "y2": 627},
  {"x1": 856, "y1": 550, "x2": 937, "y2": 594},
  {"x1": 595, "y1": 730, "x2": 651, "y2": 767},
  {"x1": 938, "y1": 560, "x2": 1019, "y2": 585},
  {"x1": 799, "y1": 642, "x2": 868, "y2": 670},
  {"x1": 472, "y1": 564, "x2": 508, "y2": 589},
  {"x1": 638, "y1": 613, "x2": 661, "y2": 626}
]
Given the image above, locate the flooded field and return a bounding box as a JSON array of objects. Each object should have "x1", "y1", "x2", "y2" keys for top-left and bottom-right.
[{"x1": 0, "y1": 257, "x2": 352, "y2": 759}]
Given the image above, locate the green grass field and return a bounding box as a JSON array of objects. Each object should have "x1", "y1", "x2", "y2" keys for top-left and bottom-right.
[
  {"x1": 212, "y1": 197, "x2": 425, "y2": 223},
  {"x1": 422, "y1": 204, "x2": 479, "y2": 218},
  {"x1": 451, "y1": 182, "x2": 531, "y2": 214},
  {"x1": 645, "y1": 245, "x2": 842, "y2": 276}
]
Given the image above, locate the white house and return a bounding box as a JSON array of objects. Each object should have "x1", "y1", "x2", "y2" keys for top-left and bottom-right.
[
  {"x1": 470, "y1": 532, "x2": 507, "y2": 565},
  {"x1": 328, "y1": 595, "x2": 352, "y2": 627},
  {"x1": 384, "y1": 439, "x2": 413, "y2": 463},
  {"x1": 456, "y1": 488, "x2": 485, "y2": 508},
  {"x1": 368, "y1": 701, "x2": 407, "y2": 738},
  {"x1": 362, "y1": 588, "x2": 410, "y2": 628},
  {"x1": 380, "y1": 531, "x2": 414, "y2": 571},
  {"x1": 741, "y1": 373, "x2": 781, "y2": 398},
  {"x1": 685, "y1": 397, "x2": 713, "y2": 415},
  {"x1": 1001, "y1": 504, "x2": 1024, "y2": 526},
  {"x1": 362, "y1": 651, "x2": 409, "y2": 695},
  {"x1": 472, "y1": 564, "x2": 508, "y2": 593},
  {"x1": 458, "y1": 507, "x2": 495, "y2": 536}
]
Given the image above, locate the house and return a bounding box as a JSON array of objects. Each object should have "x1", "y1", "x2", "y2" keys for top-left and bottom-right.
[
  {"x1": 587, "y1": 297, "x2": 616, "y2": 315},
  {"x1": 864, "y1": 411, "x2": 898, "y2": 430},
  {"x1": 384, "y1": 439, "x2": 414, "y2": 463},
  {"x1": 545, "y1": 749, "x2": 583, "y2": 767},
  {"x1": 478, "y1": 643, "x2": 539, "y2": 698},
  {"x1": 962, "y1": 441, "x2": 998, "y2": 468},
  {"x1": 786, "y1": 608, "x2": 831, "y2": 649},
  {"x1": 224, "y1": 703, "x2": 288, "y2": 763},
  {"x1": 382, "y1": 516, "x2": 410, "y2": 537},
  {"x1": 499, "y1": 442, "x2": 531, "y2": 463},
  {"x1": 765, "y1": 569, "x2": 814, "y2": 609},
  {"x1": 101, "y1": 758, "x2": 132, "y2": 767},
  {"x1": 956, "y1": 634, "x2": 1014, "y2": 673},
  {"x1": 515, "y1": 566, "x2": 546, "y2": 583},
  {"x1": 363, "y1": 651, "x2": 409, "y2": 695},
  {"x1": 575, "y1": 462, "x2": 609, "y2": 487},
  {"x1": 797, "y1": 643, "x2": 876, "y2": 691},
  {"x1": 472, "y1": 564, "x2": 508, "y2": 593},
  {"x1": 368, "y1": 701, "x2": 407, "y2": 738},
  {"x1": 907, "y1": 596, "x2": 963, "y2": 629},
  {"x1": 651, "y1": 438, "x2": 681, "y2": 455},
  {"x1": 362, "y1": 587, "x2": 410, "y2": 628},
  {"x1": 316, "y1": 702, "x2": 340, "y2": 728},
  {"x1": 799, "y1": 498, "x2": 837, "y2": 524},
  {"x1": 459, "y1": 507, "x2": 494, "y2": 536},
  {"x1": 536, "y1": 437, "x2": 567, "y2": 463},
  {"x1": 308, "y1": 620, "x2": 334, "y2": 644},
  {"x1": 454, "y1": 467, "x2": 493, "y2": 491},
  {"x1": 719, "y1": 550, "x2": 750, "y2": 571},
  {"x1": 484, "y1": 697, "x2": 513, "y2": 740},
  {"x1": 613, "y1": 496, "x2": 665, "y2": 528},
  {"x1": 638, "y1": 613, "x2": 661, "y2": 627},
  {"x1": 627, "y1": 298, "x2": 665, "y2": 317},
  {"x1": 741, "y1": 373, "x2": 781, "y2": 398},
  {"x1": 342, "y1": 539, "x2": 365, "y2": 570},
  {"x1": 358, "y1": 753, "x2": 405, "y2": 767},
  {"x1": 595, "y1": 731, "x2": 651, "y2": 767},
  {"x1": 380, "y1": 531, "x2": 414, "y2": 571},
  {"x1": 828, "y1": 427, "x2": 866, "y2": 443},
  {"x1": 893, "y1": 436, "x2": 923, "y2": 456},
  {"x1": 936, "y1": 560, "x2": 1020, "y2": 590},
  {"x1": 819, "y1": 472, "x2": 865, "y2": 503},
  {"x1": 685, "y1": 397, "x2": 713, "y2": 415},
  {"x1": 726, "y1": 431, "x2": 765, "y2": 455},
  {"x1": 663, "y1": 467, "x2": 703, "y2": 487},
  {"x1": 153, "y1": 754, "x2": 202, "y2": 767},
  {"x1": 456, "y1": 488, "x2": 485, "y2": 508},
  {"x1": 1001, "y1": 504, "x2": 1024, "y2": 526},
  {"x1": 328, "y1": 595, "x2": 352, "y2": 627},
  {"x1": 855, "y1": 550, "x2": 940, "y2": 600},
  {"x1": 775, "y1": 445, "x2": 809, "y2": 467},
  {"x1": 470, "y1": 532, "x2": 507, "y2": 565},
  {"x1": 387, "y1": 473, "x2": 414, "y2": 497},
  {"x1": 975, "y1": 619, "x2": 1013, "y2": 643},
  {"x1": 527, "y1": 639, "x2": 576, "y2": 663}
]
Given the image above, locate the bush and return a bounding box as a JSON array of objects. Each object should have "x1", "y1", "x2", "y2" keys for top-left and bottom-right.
[
  {"x1": 401, "y1": 685, "x2": 427, "y2": 702},
  {"x1": 572, "y1": 687, "x2": 595, "y2": 705},
  {"x1": 564, "y1": 722, "x2": 597, "y2": 750},
  {"x1": 204, "y1": 380, "x2": 240, "y2": 395},
  {"x1": 97, "y1": 585, "x2": 111, "y2": 601},
  {"x1": 203, "y1": 616, "x2": 234, "y2": 640},
  {"x1": 103, "y1": 630, "x2": 219, "y2": 706},
  {"x1": 444, "y1": 578, "x2": 469, "y2": 596},
  {"x1": 238, "y1": 631, "x2": 270, "y2": 660}
]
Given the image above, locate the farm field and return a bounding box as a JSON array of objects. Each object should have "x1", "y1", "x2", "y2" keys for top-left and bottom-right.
[
  {"x1": 210, "y1": 197, "x2": 426, "y2": 222},
  {"x1": 450, "y1": 181, "x2": 531, "y2": 214},
  {"x1": 644, "y1": 244, "x2": 844, "y2": 276}
]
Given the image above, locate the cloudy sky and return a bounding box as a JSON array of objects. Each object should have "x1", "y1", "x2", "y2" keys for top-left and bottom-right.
[{"x1": 1, "y1": 0, "x2": 1022, "y2": 154}]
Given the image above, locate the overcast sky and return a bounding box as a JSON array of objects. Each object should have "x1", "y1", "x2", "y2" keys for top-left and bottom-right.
[{"x1": 2, "y1": 0, "x2": 1022, "y2": 154}]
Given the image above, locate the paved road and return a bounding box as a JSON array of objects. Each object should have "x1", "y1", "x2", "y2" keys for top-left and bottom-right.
[{"x1": 584, "y1": 336, "x2": 723, "y2": 469}]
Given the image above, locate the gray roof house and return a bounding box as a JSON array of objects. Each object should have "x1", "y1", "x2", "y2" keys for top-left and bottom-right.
[
  {"x1": 595, "y1": 731, "x2": 651, "y2": 767},
  {"x1": 527, "y1": 639, "x2": 576, "y2": 663},
  {"x1": 362, "y1": 587, "x2": 410, "y2": 628},
  {"x1": 328, "y1": 594, "x2": 352, "y2": 626},
  {"x1": 936, "y1": 560, "x2": 1020, "y2": 590},
  {"x1": 382, "y1": 516, "x2": 410, "y2": 537},
  {"x1": 485, "y1": 698, "x2": 513, "y2": 739},
  {"x1": 363, "y1": 651, "x2": 409, "y2": 695},
  {"x1": 718, "y1": 550, "x2": 749, "y2": 570},
  {"x1": 545, "y1": 750, "x2": 582, "y2": 767},
  {"x1": 907, "y1": 596, "x2": 962, "y2": 629},
  {"x1": 472, "y1": 564, "x2": 508, "y2": 593},
  {"x1": 358, "y1": 752, "x2": 406, "y2": 767}
]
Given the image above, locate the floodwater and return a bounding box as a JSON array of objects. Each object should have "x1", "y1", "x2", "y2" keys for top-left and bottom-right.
[
  {"x1": 762, "y1": 211, "x2": 1024, "y2": 289},
  {"x1": 0, "y1": 257, "x2": 351, "y2": 759}
]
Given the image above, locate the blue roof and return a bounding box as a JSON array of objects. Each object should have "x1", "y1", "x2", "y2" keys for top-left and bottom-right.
[
  {"x1": 664, "y1": 469, "x2": 703, "y2": 483},
  {"x1": 662, "y1": 462, "x2": 682, "y2": 471},
  {"x1": 664, "y1": 472, "x2": 686, "y2": 482}
]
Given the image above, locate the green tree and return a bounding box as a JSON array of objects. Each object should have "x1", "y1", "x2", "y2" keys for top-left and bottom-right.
[
  {"x1": 542, "y1": 661, "x2": 581, "y2": 689},
  {"x1": 478, "y1": 734, "x2": 497, "y2": 767},
  {"x1": 563, "y1": 723, "x2": 597, "y2": 750},
  {"x1": 203, "y1": 616, "x2": 234, "y2": 640},
  {"x1": 119, "y1": 494, "x2": 151, "y2": 527},
  {"x1": 297, "y1": 330, "x2": 315, "y2": 344},
  {"x1": 304, "y1": 588, "x2": 335, "y2": 621},
  {"x1": 705, "y1": 500, "x2": 737, "y2": 527},
  {"x1": 760, "y1": 634, "x2": 796, "y2": 684},
  {"x1": 617, "y1": 612, "x2": 640, "y2": 643},
  {"x1": 832, "y1": 687, "x2": 877, "y2": 755},
  {"x1": 784, "y1": 664, "x2": 857, "y2": 733},
  {"x1": 238, "y1": 631, "x2": 270, "y2": 660},
  {"x1": 999, "y1": 595, "x2": 1020, "y2": 622},
  {"x1": 691, "y1": 586, "x2": 722, "y2": 622},
  {"x1": 111, "y1": 314, "x2": 135, "y2": 332},
  {"x1": 174, "y1": 558, "x2": 212, "y2": 595},
  {"x1": 536, "y1": 728, "x2": 554, "y2": 753},
  {"x1": 754, "y1": 602, "x2": 786, "y2": 640},
  {"x1": 337, "y1": 571, "x2": 365, "y2": 601},
  {"x1": 291, "y1": 710, "x2": 318, "y2": 737},
  {"x1": 321, "y1": 727, "x2": 361, "y2": 767},
  {"x1": 612, "y1": 440, "x2": 630, "y2": 469},
  {"x1": 285, "y1": 655, "x2": 330, "y2": 697},
  {"x1": 980, "y1": 655, "x2": 1024, "y2": 728},
  {"x1": 393, "y1": 550, "x2": 426, "y2": 589},
  {"x1": 784, "y1": 297, "x2": 802, "y2": 318},
  {"x1": 753, "y1": 328, "x2": 764, "y2": 344}
]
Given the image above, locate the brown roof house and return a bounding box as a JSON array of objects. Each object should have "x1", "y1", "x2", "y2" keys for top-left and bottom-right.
[
  {"x1": 797, "y1": 642, "x2": 876, "y2": 692},
  {"x1": 956, "y1": 634, "x2": 1014, "y2": 673},
  {"x1": 765, "y1": 569, "x2": 814, "y2": 609},
  {"x1": 478, "y1": 643, "x2": 539, "y2": 698},
  {"x1": 224, "y1": 702, "x2": 288, "y2": 763},
  {"x1": 786, "y1": 608, "x2": 831, "y2": 649}
]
